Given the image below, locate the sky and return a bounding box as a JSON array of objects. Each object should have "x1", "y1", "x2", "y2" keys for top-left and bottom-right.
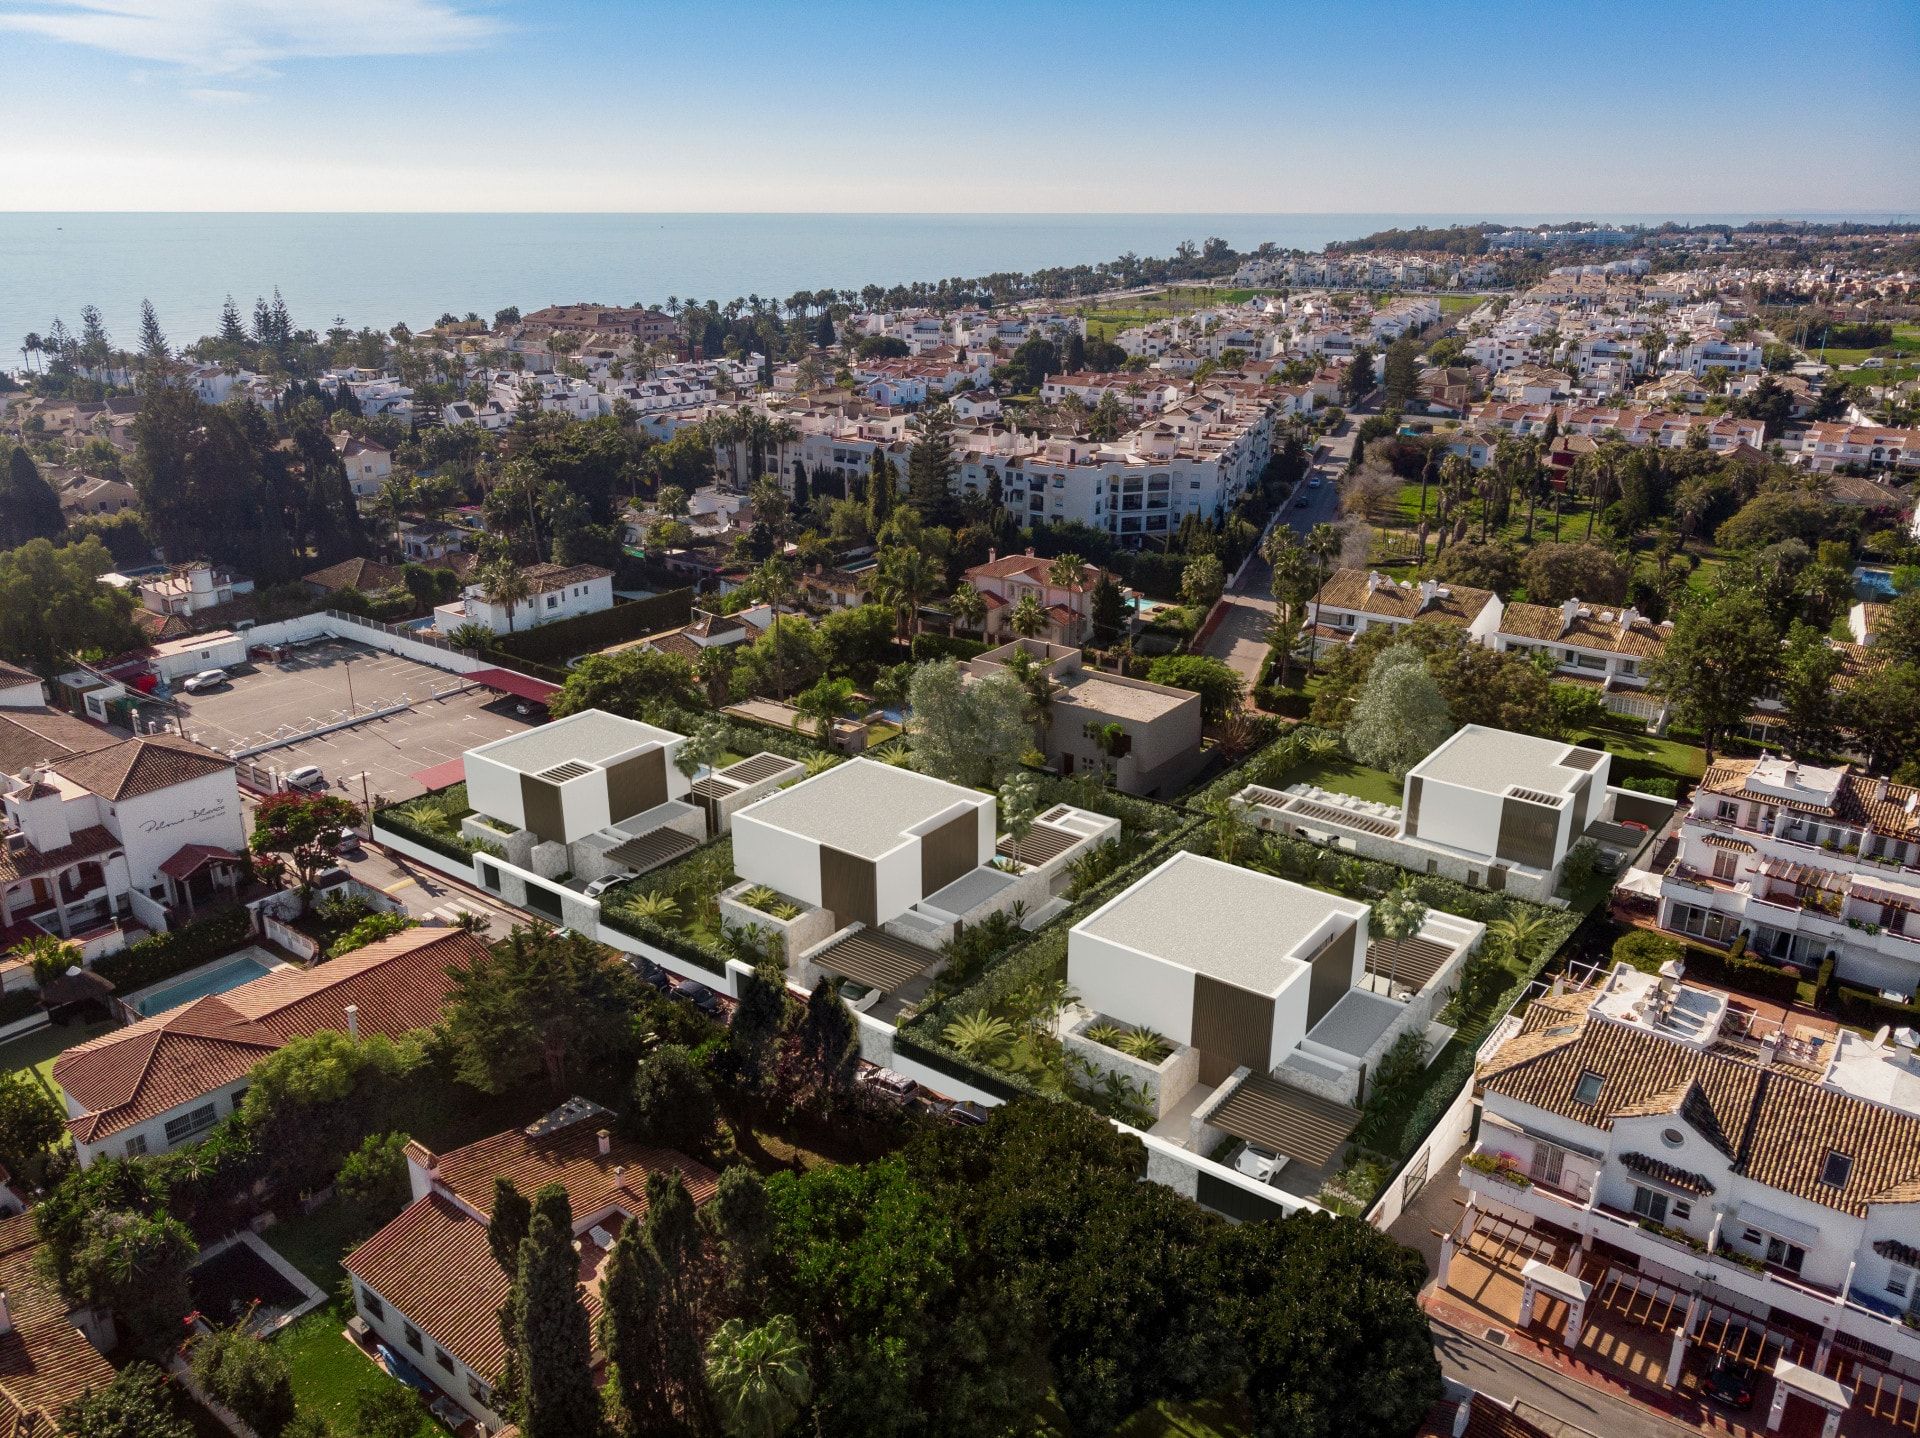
[{"x1": 0, "y1": 0, "x2": 1916, "y2": 214}]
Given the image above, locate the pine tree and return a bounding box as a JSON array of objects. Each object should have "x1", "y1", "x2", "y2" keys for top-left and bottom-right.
[
  {"x1": 793, "y1": 977, "x2": 858, "y2": 1103},
  {"x1": 906, "y1": 403, "x2": 958, "y2": 513},
  {"x1": 488, "y1": 1179, "x2": 531, "y2": 1274},
  {"x1": 866, "y1": 447, "x2": 895, "y2": 529},
  {"x1": 513, "y1": 1212, "x2": 602, "y2": 1438},
  {"x1": 138, "y1": 300, "x2": 168, "y2": 368},
  {"x1": 219, "y1": 295, "x2": 247, "y2": 346},
  {"x1": 598, "y1": 1225, "x2": 674, "y2": 1437}
]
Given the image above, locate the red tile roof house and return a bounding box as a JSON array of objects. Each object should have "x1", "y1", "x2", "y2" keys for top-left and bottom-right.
[
  {"x1": 344, "y1": 1098, "x2": 718, "y2": 1430},
  {"x1": 0, "y1": 1210, "x2": 118, "y2": 1428},
  {"x1": 52, "y1": 926, "x2": 486, "y2": 1168},
  {"x1": 962, "y1": 548, "x2": 1104, "y2": 647}
]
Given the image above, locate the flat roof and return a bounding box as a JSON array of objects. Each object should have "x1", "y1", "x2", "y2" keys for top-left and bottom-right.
[
  {"x1": 735, "y1": 757, "x2": 985, "y2": 860},
  {"x1": 1054, "y1": 669, "x2": 1192, "y2": 724},
  {"x1": 1305, "y1": 987, "x2": 1404, "y2": 1058},
  {"x1": 1073, "y1": 851, "x2": 1365, "y2": 995},
  {"x1": 1409, "y1": 724, "x2": 1603, "y2": 799},
  {"x1": 468, "y1": 708, "x2": 680, "y2": 775}
]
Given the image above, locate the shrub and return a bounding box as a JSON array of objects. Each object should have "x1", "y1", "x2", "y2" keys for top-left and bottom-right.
[
  {"x1": 627, "y1": 1044, "x2": 718, "y2": 1153},
  {"x1": 191, "y1": 1326, "x2": 296, "y2": 1438},
  {"x1": 1678, "y1": 942, "x2": 1800, "y2": 1004},
  {"x1": 325, "y1": 911, "x2": 414, "y2": 959},
  {"x1": 337, "y1": 1131, "x2": 411, "y2": 1223},
  {"x1": 1622, "y1": 776, "x2": 1679, "y2": 799},
  {"x1": 1613, "y1": 930, "x2": 1683, "y2": 975},
  {"x1": 93, "y1": 907, "x2": 253, "y2": 994},
  {"x1": 911, "y1": 632, "x2": 987, "y2": 663}
]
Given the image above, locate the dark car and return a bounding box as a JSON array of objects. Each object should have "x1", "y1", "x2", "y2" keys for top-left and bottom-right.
[
  {"x1": 948, "y1": 1100, "x2": 991, "y2": 1127},
  {"x1": 671, "y1": 977, "x2": 722, "y2": 1017},
  {"x1": 634, "y1": 958, "x2": 672, "y2": 991},
  {"x1": 1702, "y1": 1355, "x2": 1758, "y2": 1410}
]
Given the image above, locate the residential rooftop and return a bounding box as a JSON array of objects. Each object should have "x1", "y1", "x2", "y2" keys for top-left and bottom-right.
[
  {"x1": 1409, "y1": 724, "x2": 1604, "y2": 799},
  {"x1": 466, "y1": 709, "x2": 681, "y2": 776},
  {"x1": 735, "y1": 756, "x2": 987, "y2": 860},
  {"x1": 1074, "y1": 851, "x2": 1366, "y2": 996}
]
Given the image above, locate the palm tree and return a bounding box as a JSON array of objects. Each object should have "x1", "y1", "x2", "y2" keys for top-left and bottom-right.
[
  {"x1": 943, "y1": 1010, "x2": 1014, "y2": 1060},
  {"x1": 477, "y1": 558, "x2": 530, "y2": 633},
  {"x1": 874, "y1": 546, "x2": 938, "y2": 641},
  {"x1": 1486, "y1": 911, "x2": 1555, "y2": 962},
  {"x1": 793, "y1": 676, "x2": 857, "y2": 742},
  {"x1": 1046, "y1": 552, "x2": 1087, "y2": 590},
  {"x1": 705, "y1": 1315, "x2": 811, "y2": 1438},
  {"x1": 948, "y1": 583, "x2": 987, "y2": 635},
  {"x1": 1009, "y1": 592, "x2": 1047, "y2": 639},
  {"x1": 622, "y1": 891, "x2": 683, "y2": 924},
  {"x1": 753, "y1": 555, "x2": 797, "y2": 696}
]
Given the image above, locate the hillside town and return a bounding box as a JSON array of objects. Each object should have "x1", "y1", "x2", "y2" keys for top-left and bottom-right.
[{"x1": 5, "y1": 214, "x2": 1920, "y2": 1438}]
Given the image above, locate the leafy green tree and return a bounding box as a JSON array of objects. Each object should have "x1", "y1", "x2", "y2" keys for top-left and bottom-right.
[
  {"x1": 439, "y1": 925, "x2": 645, "y2": 1094},
  {"x1": 700, "y1": 1166, "x2": 776, "y2": 1314},
  {"x1": 1647, "y1": 590, "x2": 1780, "y2": 762},
  {"x1": 0, "y1": 536, "x2": 141, "y2": 673},
  {"x1": 250, "y1": 791, "x2": 362, "y2": 898},
  {"x1": 513, "y1": 1211, "x2": 603, "y2": 1438},
  {"x1": 336, "y1": 1130, "x2": 411, "y2": 1223},
  {"x1": 792, "y1": 978, "x2": 859, "y2": 1106},
  {"x1": 1381, "y1": 337, "x2": 1420, "y2": 412},
  {"x1": 865, "y1": 448, "x2": 896, "y2": 530},
  {"x1": 706, "y1": 1316, "x2": 812, "y2": 1438},
  {"x1": 348, "y1": 1383, "x2": 431, "y2": 1438},
  {"x1": 907, "y1": 662, "x2": 1030, "y2": 787},
  {"x1": 1144, "y1": 654, "x2": 1244, "y2": 723},
  {"x1": 1518, "y1": 542, "x2": 1629, "y2": 605},
  {"x1": 0, "y1": 1066, "x2": 63, "y2": 1178},
  {"x1": 1344, "y1": 647, "x2": 1453, "y2": 777},
  {"x1": 1342, "y1": 345, "x2": 1375, "y2": 404},
  {"x1": 550, "y1": 648, "x2": 699, "y2": 720},
  {"x1": 240, "y1": 1030, "x2": 424, "y2": 1194},
  {"x1": 1872, "y1": 592, "x2": 1920, "y2": 668},
  {"x1": 626, "y1": 1044, "x2": 718, "y2": 1153},
  {"x1": 191, "y1": 1326, "x2": 296, "y2": 1438},
  {"x1": 1845, "y1": 662, "x2": 1920, "y2": 775},
  {"x1": 60, "y1": 1362, "x2": 194, "y2": 1438},
  {"x1": 1777, "y1": 621, "x2": 1844, "y2": 756},
  {"x1": 0, "y1": 446, "x2": 64, "y2": 546}
]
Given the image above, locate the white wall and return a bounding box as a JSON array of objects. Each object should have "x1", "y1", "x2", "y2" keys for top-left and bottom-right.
[
  {"x1": 1269, "y1": 961, "x2": 1315, "y2": 1068},
  {"x1": 873, "y1": 842, "x2": 923, "y2": 925},
  {"x1": 153, "y1": 634, "x2": 249, "y2": 681},
  {"x1": 116, "y1": 767, "x2": 246, "y2": 891},
  {"x1": 731, "y1": 815, "x2": 822, "y2": 908},
  {"x1": 1067, "y1": 929, "x2": 1196, "y2": 1043},
  {"x1": 72, "y1": 1075, "x2": 250, "y2": 1168},
  {"x1": 1412, "y1": 778, "x2": 1505, "y2": 860},
  {"x1": 461, "y1": 750, "x2": 524, "y2": 832}
]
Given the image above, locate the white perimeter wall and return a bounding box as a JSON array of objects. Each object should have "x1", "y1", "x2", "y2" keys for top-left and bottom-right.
[
  {"x1": 1068, "y1": 929, "x2": 1196, "y2": 1042},
  {"x1": 462, "y1": 751, "x2": 524, "y2": 831}
]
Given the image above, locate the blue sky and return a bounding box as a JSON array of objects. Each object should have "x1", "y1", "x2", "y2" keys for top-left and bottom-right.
[{"x1": 1, "y1": 0, "x2": 1915, "y2": 212}]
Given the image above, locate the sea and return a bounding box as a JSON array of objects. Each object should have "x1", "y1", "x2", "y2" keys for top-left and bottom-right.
[{"x1": 0, "y1": 211, "x2": 1905, "y2": 368}]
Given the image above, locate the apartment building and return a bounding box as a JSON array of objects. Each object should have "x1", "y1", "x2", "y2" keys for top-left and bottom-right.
[
  {"x1": 1798, "y1": 423, "x2": 1920, "y2": 475},
  {"x1": 1661, "y1": 336, "x2": 1765, "y2": 376},
  {"x1": 1657, "y1": 754, "x2": 1920, "y2": 993},
  {"x1": 1468, "y1": 402, "x2": 1765, "y2": 456},
  {"x1": 1458, "y1": 960, "x2": 1920, "y2": 1421}
]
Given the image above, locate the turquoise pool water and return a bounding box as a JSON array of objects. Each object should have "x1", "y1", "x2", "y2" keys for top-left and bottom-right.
[{"x1": 132, "y1": 954, "x2": 275, "y2": 1018}]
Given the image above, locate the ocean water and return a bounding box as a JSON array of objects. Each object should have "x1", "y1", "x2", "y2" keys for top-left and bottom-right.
[{"x1": 0, "y1": 210, "x2": 1901, "y2": 367}]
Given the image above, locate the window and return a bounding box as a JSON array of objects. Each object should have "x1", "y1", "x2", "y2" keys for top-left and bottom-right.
[
  {"x1": 1572, "y1": 1071, "x2": 1604, "y2": 1106},
  {"x1": 1631, "y1": 1186, "x2": 1668, "y2": 1224},
  {"x1": 124, "y1": 1135, "x2": 148, "y2": 1157},
  {"x1": 468, "y1": 1376, "x2": 492, "y2": 1405},
  {"x1": 1672, "y1": 1200, "x2": 1693, "y2": 1222},
  {"x1": 1890, "y1": 1266, "x2": 1913, "y2": 1300},
  {"x1": 229, "y1": 1087, "x2": 247, "y2": 1112},
  {"x1": 163, "y1": 1103, "x2": 219, "y2": 1145},
  {"x1": 1717, "y1": 800, "x2": 1739, "y2": 821},
  {"x1": 1765, "y1": 1236, "x2": 1807, "y2": 1274},
  {"x1": 435, "y1": 1346, "x2": 455, "y2": 1375},
  {"x1": 1711, "y1": 851, "x2": 1738, "y2": 882},
  {"x1": 360, "y1": 1287, "x2": 385, "y2": 1321},
  {"x1": 1660, "y1": 1128, "x2": 1685, "y2": 1149},
  {"x1": 1821, "y1": 1151, "x2": 1854, "y2": 1188},
  {"x1": 403, "y1": 1323, "x2": 423, "y2": 1354}
]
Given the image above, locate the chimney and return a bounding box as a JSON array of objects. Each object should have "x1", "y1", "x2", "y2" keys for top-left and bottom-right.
[
  {"x1": 1024, "y1": 546, "x2": 1035, "y2": 558},
  {"x1": 1559, "y1": 596, "x2": 1580, "y2": 635},
  {"x1": 1418, "y1": 578, "x2": 1438, "y2": 612},
  {"x1": 1619, "y1": 606, "x2": 1640, "y2": 634},
  {"x1": 1366, "y1": 570, "x2": 1384, "y2": 595},
  {"x1": 597, "y1": 1128, "x2": 612, "y2": 1158},
  {"x1": 0, "y1": 1292, "x2": 11, "y2": 1337},
  {"x1": 345, "y1": 1003, "x2": 359, "y2": 1040},
  {"x1": 986, "y1": 547, "x2": 996, "y2": 564}
]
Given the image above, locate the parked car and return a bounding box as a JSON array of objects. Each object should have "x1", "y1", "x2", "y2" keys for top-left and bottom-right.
[
  {"x1": 182, "y1": 668, "x2": 228, "y2": 694},
  {"x1": 1702, "y1": 1355, "x2": 1758, "y2": 1410},
  {"x1": 1293, "y1": 495, "x2": 1309, "y2": 508},
  {"x1": 948, "y1": 1100, "x2": 991, "y2": 1127},
  {"x1": 634, "y1": 958, "x2": 673, "y2": 992},
  {"x1": 857, "y1": 1068, "x2": 919, "y2": 1106},
  {"x1": 334, "y1": 827, "x2": 363, "y2": 856},
  {"x1": 1308, "y1": 475, "x2": 1322, "y2": 488},
  {"x1": 837, "y1": 979, "x2": 881, "y2": 1013},
  {"x1": 284, "y1": 765, "x2": 327, "y2": 791},
  {"x1": 1233, "y1": 1141, "x2": 1287, "y2": 1185},
  {"x1": 582, "y1": 870, "x2": 637, "y2": 900},
  {"x1": 671, "y1": 978, "x2": 722, "y2": 1017}
]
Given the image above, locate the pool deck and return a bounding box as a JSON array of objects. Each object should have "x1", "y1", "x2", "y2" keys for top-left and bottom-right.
[{"x1": 124, "y1": 945, "x2": 293, "y2": 1018}]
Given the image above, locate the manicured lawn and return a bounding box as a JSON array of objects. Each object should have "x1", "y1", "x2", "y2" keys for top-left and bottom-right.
[
  {"x1": 0, "y1": 1017, "x2": 116, "y2": 1104},
  {"x1": 1113, "y1": 1396, "x2": 1254, "y2": 1437},
  {"x1": 1439, "y1": 295, "x2": 1480, "y2": 314},
  {"x1": 1289, "y1": 756, "x2": 1404, "y2": 807},
  {"x1": 263, "y1": 1203, "x2": 436, "y2": 1438},
  {"x1": 1572, "y1": 719, "x2": 1706, "y2": 789}
]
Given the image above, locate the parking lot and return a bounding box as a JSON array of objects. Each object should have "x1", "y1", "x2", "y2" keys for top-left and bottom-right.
[{"x1": 173, "y1": 639, "x2": 540, "y2": 804}]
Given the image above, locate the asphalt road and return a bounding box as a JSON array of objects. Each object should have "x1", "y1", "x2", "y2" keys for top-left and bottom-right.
[{"x1": 1430, "y1": 1322, "x2": 1695, "y2": 1438}]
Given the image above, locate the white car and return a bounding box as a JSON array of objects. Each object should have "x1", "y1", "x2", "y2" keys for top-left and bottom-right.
[
  {"x1": 582, "y1": 871, "x2": 637, "y2": 900},
  {"x1": 1233, "y1": 1142, "x2": 1287, "y2": 1185},
  {"x1": 182, "y1": 669, "x2": 228, "y2": 693},
  {"x1": 838, "y1": 980, "x2": 881, "y2": 1013},
  {"x1": 283, "y1": 765, "x2": 327, "y2": 792}
]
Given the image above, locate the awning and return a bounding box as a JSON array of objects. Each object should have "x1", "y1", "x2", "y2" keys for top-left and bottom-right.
[
  {"x1": 1732, "y1": 1200, "x2": 1821, "y2": 1249},
  {"x1": 1207, "y1": 1073, "x2": 1360, "y2": 1171},
  {"x1": 1772, "y1": 1359, "x2": 1852, "y2": 1413},
  {"x1": 157, "y1": 844, "x2": 242, "y2": 881},
  {"x1": 811, "y1": 928, "x2": 934, "y2": 994},
  {"x1": 605, "y1": 826, "x2": 699, "y2": 875},
  {"x1": 996, "y1": 821, "x2": 1083, "y2": 868},
  {"x1": 1701, "y1": 833, "x2": 1755, "y2": 854},
  {"x1": 468, "y1": 667, "x2": 562, "y2": 704},
  {"x1": 409, "y1": 757, "x2": 469, "y2": 793},
  {"x1": 1365, "y1": 935, "x2": 1454, "y2": 991},
  {"x1": 1757, "y1": 857, "x2": 1843, "y2": 891},
  {"x1": 1851, "y1": 876, "x2": 1920, "y2": 912}
]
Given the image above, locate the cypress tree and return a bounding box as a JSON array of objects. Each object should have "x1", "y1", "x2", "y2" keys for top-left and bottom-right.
[
  {"x1": 643, "y1": 1174, "x2": 713, "y2": 1431},
  {"x1": 2, "y1": 449, "x2": 64, "y2": 546},
  {"x1": 487, "y1": 1179, "x2": 531, "y2": 1274},
  {"x1": 514, "y1": 1212, "x2": 601, "y2": 1438},
  {"x1": 531, "y1": 1182, "x2": 572, "y2": 1236},
  {"x1": 597, "y1": 1225, "x2": 673, "y2": 1437},
  {"x1": 790, "y1": 461, "x2": 810, "y2": 514},
  {"x1": 866, "y1": 447, "x2": 894, "y2": 529}
]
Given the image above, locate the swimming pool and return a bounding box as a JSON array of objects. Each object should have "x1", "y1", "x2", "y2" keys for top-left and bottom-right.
[{"x1": 130, "y1": 952, "x2": 277, "y2": 1018}]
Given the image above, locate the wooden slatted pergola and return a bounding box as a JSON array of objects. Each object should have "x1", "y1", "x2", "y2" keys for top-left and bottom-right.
[
  {"x1": 1591, "y1": 1265, "x2": 1689, "y2": 1333},
  {"x1": 1365, "y1": 935, "x2": 1454, "y2": 991},
  {"x1": 605, "y1": 826, "x2": 699, "y2": 875},
  {"x1": 1831, "y1": 1337, "x2": 1920, "y2": 1434},
  {"x1": 996, "y1": 821, "x2": 1082, "y2": 868},
  {"x1": 1455, "y1": 1207, "x2": 1573, "y2": 1275},
  {"x1": 1208, "y1": 1074, "x2": 1360, "y2": 1171},
  {"x1": 812, "y1": 928, "x2": 935, "y2": 994}
]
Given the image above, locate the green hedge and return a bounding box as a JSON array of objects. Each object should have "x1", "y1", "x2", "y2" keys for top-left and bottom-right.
[
  {"x1": 374, "y1": 807, "x2": 479, "y2": 865},
  {"x1": 600, "y1": 910, "x2": 728, "y2": 976},
  {"x1": 1834, "y1": 983, "x2": 1920, "y2": 1030},
  {"x1": 490, "y1": 588, "x2": 696, "y2": 665},
  {"x1": 94, "y1": 907, "x2": 255, "y2": 994},
  {"x1": 911, "y1": 632, "x2": 987, "y2": 663},
  {"x1": 1677, "y1": 943, "x2": 1802, "y2": 1005},
  {"x1": 0, "y1": 988, "x2": 41, "y2": 1026}
]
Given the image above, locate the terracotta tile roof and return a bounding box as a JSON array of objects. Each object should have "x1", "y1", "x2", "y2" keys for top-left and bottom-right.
[
  {"x1": 1697, "y1": 757, "x2": 1920, "y2": 841},
  {"x1": 963, "y1": 553, "x2": 1100, "y2": 593},
  {"x1": 157, "y1": 843, "x2": 242, "y2": 881},
  {"x1": 1497, "y1": 601, "x2": 1668, "y2": 658},
  {"x1": 1480, "y1": 998, "x2": 1920, "y2": 1216},
  {"x1": 0, "y1": 1211, "x2": 115, "y2": 1427},
  {"x1": 346, "y1": 1119, "x2": 717, "y2": 1379},
  {"x1": 134, "y1": 609, "x2": 194, "y2": 642},
  {"x1": 0, "y1": 823, "x2": 122, "y2": 884},
  {"x1": 1311, "y1": 566, "x2": 1497, "y2": 626},
  {"x1": 51, "y1": 734, "x2": 233, "y2": 801},
  {"x1": 54, "y1": 926, "x2": 485, "y2": 1144},
  {"x1": 520, "y1": 562, "x2": 613, "y2": 595},
  {"x1": 304, "y1": 557, "x2": 404, "y2": 593},
  {"x1": 0, "y1": 707, "x2": 113, "y2": 775},
  {"x1": 0, "y1": 662, "x2": 37, "y2": 690}
]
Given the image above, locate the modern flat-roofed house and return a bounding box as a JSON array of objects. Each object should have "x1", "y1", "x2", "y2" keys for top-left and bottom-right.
[
  {"x1": 1451, "y1": 960, "x2": 1920, "y2": 1408},
  {"x1": 1235, "y1": 724, "x2": 1666, "y2": 902},
  {"x1": 731, "y1": 757, "x2": 994, "y2": 933},
  {"x1": 1308, "y1": 567, "x2": 1504, "y2": 652},
  {"x1": 344, "y1": 1098, "x2": 718, "y2": 1431},
  {"x1": 53, "y1": 925, "x2": 485, "y2": 1167},
  {"x1": 1067, "y1": 852, "x2": 1482, "y2": 1177},
  {"x1": 461, "y1": 710, "x2": 705, "y2": 893},
  {"x1": 966, "y1": 640, "x2": 1203, "y2": 796}
]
